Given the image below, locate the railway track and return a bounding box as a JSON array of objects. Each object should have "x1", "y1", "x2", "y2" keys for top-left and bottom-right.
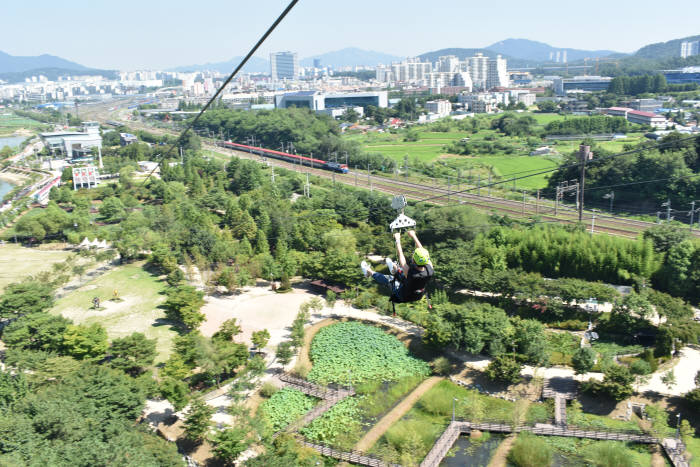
[{"x1": 211, "y1": 144, "x2": 683, "y2": 239}]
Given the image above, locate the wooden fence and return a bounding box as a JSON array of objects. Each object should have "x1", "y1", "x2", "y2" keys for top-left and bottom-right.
[{"x1": 301, "y1": 441, "x2": 400, "y2": 467}]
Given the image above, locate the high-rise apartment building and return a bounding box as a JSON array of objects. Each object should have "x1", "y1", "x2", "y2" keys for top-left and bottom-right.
[
  {"x1": 270, "y1": 51, "x2": 299, "y2": 80},
  {"x1": 437, "y1": 55, "x2": 460, "y2": 73},
  {"x1": 681, "y1": 41, "x2": 700, "y2": 58},
  {"x1": 486, "y1": 55, "x2": 508, "y2": 89},
  {"x1": 469, "y1": 53, "x2": 489, "y2": 89}
]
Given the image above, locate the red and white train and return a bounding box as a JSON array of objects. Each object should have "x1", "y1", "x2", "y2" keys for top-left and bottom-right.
[{"x1": 216, "y1": 141, "x2": 349, "y2": 173}]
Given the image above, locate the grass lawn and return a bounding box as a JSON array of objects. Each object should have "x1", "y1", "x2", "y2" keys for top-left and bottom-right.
[
  {"x1": 542, "y1": 436, "x2": 655, "y2": 466},
  {"x1": 50, "y1": 262, "x2": 177, "y2": 362},
  {"x1": 686, "y1": 435, "x2": 700, "y2": 467},
  {"x1": 467, "y1": 155, "x2": 558, "y2": 189},
  {"x1": 0, "y1": 243, "x2": 71, "y2": 292}
]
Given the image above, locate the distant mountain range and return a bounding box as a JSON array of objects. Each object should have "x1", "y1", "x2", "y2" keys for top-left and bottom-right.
[
  {"x1": 485, "y1": 39, "x2": 620, "y2": 62},
  {"x1": 169, "y1": 56, "x2": 270, "y2": 74},
  {"x1": 299, "y1": 48, "x2": 403, "y2": 68},
  {"x1": 0, "y1": 51, "x2": 89, "y2": 73}
]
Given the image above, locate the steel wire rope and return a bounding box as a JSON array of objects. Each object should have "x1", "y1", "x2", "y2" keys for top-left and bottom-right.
[{"x1": 141, "y1": 0, "x2": 300, "y2": 186}]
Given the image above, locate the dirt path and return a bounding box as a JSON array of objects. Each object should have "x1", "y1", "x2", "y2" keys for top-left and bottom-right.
[
  {"x1": 651, "y1": 447, "x2": 666, "y2": 467},
  {"x1": 353, "y1": 376, "x2": 443, "y2": 452},
  {"x1": 487, "y1": 434, "x2": 516, "y2": 467}
]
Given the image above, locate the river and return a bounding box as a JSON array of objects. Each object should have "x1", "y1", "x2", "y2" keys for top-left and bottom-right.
[
  {"x1": 0, "y1": 135, "x2": 26, "y2": 149},
  {"x1": 0, "y1": 179, "x2": 15, "y2": 200}
]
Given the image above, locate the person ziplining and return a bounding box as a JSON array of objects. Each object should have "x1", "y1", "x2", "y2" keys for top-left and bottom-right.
[{"x1": 360, "y1": 195, "x2": 434, "y2": 312}]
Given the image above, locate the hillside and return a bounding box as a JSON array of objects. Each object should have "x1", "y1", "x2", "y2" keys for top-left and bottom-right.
[
  {"x1": 486, "y1": 38, "x2": 620, "y2": 62},
  {"x1": 635, "y1": 34, "x2": 700, "y2": 59},
  {"x1": 417, "y1": 48, "x2": 531, "y2": 68},
  {"x1": 0, "y1": 51, "x2": 88, "y2": 73},
  {"x1": 0, "y1": 67, "x2": 117, "y2": 84},
  {"x1": 299, "y1": 47, "x2": 402, "y2": 68},
  {"x1": 170, "y1": 56, "x2": 269, "y2": 73}
]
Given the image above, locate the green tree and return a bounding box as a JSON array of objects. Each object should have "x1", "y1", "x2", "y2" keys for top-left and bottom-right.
[
  {"x1": 109, "y1": 332, "x2": 157, "y2": 376},
  {"x1": 276, "y1": 341, "x2": 294, "y2": 366},
  {"x1": 213, "y1": 318, "x2": 243, "y2": 342},
  {"x1": 183, "y1": 397, "x2": 214, "y2": 442},
  {"x1": 62, "y1": 323, "x2": 109, "y2": 361},
  {"x1": 163, "y1": 285, "x2": 205, "y2": 330},
  {"x1": 159, "y1": 377, "x2": 190, "y2": 411},
  {"x1": 0, "y1": 281, "x2": 54, "y2": 318},
  {"x1": 485, "y1": 355, "x2": 522, "y2": 384},
  {"x1": 2, "y1": 312, "x2": 70, "y2": 352},
  {"x1": 251, "y1": 329, "x2": 271, "y2": 350},
  {"x1": 572, "y1": 347, "x2": 596, "y2": 375},
  {"x1": 594, "y1": 364, "x2": 635, "y2": 401},
  {"x1": 99, "y1": 196, "x2": 127, "y2": 222},
  {"x1": 0, "y1": 369, "x2": 28, "y2": 407},
  {"x1": 212, "y1": 427, "x2": 251, "y2": 465}
]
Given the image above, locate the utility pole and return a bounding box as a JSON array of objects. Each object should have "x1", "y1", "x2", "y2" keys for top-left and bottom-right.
[
  {"x1": 270, "y1": 165, "x2": 275, "y2": 184},
  {"x1": 447, "y1": 176, "x2": 451, "y2": 204},
  {"x1": 690, "y1": 201, "x2": 696, "y2": 230},
  {"x1": 355, "y1": 165, "x2": 358, "y2": 186},
  {"x1": 367, "y1": 164, "x2": 372, "y2": 192},
  {"x1": 304, "y1": 172, "x2": 310, "y2": 198},
  {"x1": 477, "y1": 175, "x2": 481, "y2": 196},
  {"x1": 591, "y1": 210, "x2": 597, "y2": 234},
  {"x1": 488, "y1": 170, "x2": 492, "y2": 196},
  {"x1": 403, "y1": 155, "x2": 408, "y2": 180},
  {"x1": 661, "y1": 199, "x2": 671, "y2": 222},
  {"x1": 578, "y1": 144, "x2": 592, "y2": 222},
  {"x1": 522, "y1": 190, "x2": 526, "y2": 215},
  {"x1": 536, "y1": 189, "x2": 540, "y2": 214}
]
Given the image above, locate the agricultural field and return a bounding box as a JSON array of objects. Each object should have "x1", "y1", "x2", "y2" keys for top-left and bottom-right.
[
  {"x1": 50, "y1": 262, "x2": 177, "y2": 362},
  {"x1": 306, "y1": 321, "x2": 430, "y2": 385},
  {"x1": 0, "y1": 112, "x2": 46, "y2": 136},
  {"x1": 0, "y1": 243, "x2": 71, "y2": 292}
]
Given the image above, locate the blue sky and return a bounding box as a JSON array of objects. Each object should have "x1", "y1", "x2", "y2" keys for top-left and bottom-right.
[{"x1": 2, "y1": 0, "x2": 699, "y2": 70}]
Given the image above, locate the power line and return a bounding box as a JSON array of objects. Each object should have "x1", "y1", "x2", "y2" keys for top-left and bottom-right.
[{"x1": 141, "y1": 0, "x2": 299, "y2": 185}]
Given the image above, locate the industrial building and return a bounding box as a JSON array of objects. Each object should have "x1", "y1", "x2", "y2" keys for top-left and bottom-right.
[
  {"x1": 40, "y1": 122, "x2": 103, "y2": 161},
  {"x1": 275, "y1": 91, "x2": 388, "y2": 111},
  {"x1": 663, "y1": 67, "x2": 700, "y2": 85},
  {"x1": 424, "y1": 100, "x2": 452, "y2": 117},
  {"x1": 604, "y1": 107, "x2": 667, "y2": 129},
  {"x1": 270, "y1": 51, "x2": 299, "y2": 81},
  {"x1": 553, "y1": 76, "x2": 613, "y2": 95}
]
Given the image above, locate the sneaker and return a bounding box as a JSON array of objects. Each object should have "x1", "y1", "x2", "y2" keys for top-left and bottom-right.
[
  {"x1": 385, "y1": 257, "x2": 396, "y2": 275},
  {"x1": 360, "y1": 261, "x2": 372, "y2": 278}
]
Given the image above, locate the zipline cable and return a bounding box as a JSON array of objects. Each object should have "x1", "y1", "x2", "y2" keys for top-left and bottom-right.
[{"x1": 141, "y1": 0, "x2": 300, "y2": 186}]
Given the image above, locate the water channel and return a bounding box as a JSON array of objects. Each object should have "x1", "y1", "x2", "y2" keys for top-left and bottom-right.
[{"x1": 439, "y1": 433, "x2": 505, "y2": 466}]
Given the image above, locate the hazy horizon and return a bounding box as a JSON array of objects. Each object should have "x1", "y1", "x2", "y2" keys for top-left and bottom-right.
[{"x1": 2, "y1": 0, "x2": 699, "y2": 70}]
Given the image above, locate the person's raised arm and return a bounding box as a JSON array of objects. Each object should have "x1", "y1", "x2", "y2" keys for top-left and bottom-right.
[
  {"x1": 394, "y1": 232, "x2": 408, "y2": 274},
  {"x1": 407, "y1": 230, "x2": 422, "y2": 249},
  {"x1": 408, "y1": 230, "x2": 433, "y2": 268}
]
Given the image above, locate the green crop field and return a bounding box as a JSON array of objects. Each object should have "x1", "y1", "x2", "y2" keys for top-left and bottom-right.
[
  {"x1": 0, "y1": 112, "x2": 45, "y2": 136},
  {"x1": 50, "y1": 262, "x2": 178, "y2": 362},
  {"x1": 0, "y1": 244, "x2": 71, "y2": 292}
]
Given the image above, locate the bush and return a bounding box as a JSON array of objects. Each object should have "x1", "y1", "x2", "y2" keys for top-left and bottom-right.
[
  {"x1": 508, "y1": 432, "x2": 552, "y2": 467},
  {"x1": 260, "y1": 382, "x2": 279, "y2": 398},
  {"x1": 485, "y1": 355, "x2": 522, "y2": 384},
  {"x1": 629, "y1": 359, "x2": 652, "y2": 375},
  {"x1": 325, "y1": 289, "x2": 336, "y2": 307},
  {"x1": 584, "y1": 441, "x2": 635, "y2": 467},
  {"x1": 293, "y1": 362, "x2": 310, "y2": 379},
  {"x1": 353, "y1": 291, "x2": 374, "y2": 309},
  {"x1": 430, "y1": 356, "x2": 452, "y2": 376}
]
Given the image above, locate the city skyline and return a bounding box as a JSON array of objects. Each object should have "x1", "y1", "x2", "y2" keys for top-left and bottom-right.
[{"x1": 2, "y1": 0, "x2": 699, "y2": 70}]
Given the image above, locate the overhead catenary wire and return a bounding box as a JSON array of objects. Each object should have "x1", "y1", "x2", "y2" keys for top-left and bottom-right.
[{"x1": 141, "y1": 0, "x2": 300, "y2": 185}]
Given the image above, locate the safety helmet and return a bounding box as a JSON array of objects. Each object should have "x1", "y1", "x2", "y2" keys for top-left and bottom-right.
[{"x1": 412, "y1": 247, "x2": 430, "y2": 266}]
